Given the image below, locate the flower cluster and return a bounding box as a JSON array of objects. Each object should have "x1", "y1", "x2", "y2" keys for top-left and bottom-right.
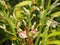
[{"x1": 17, "y1": 28, "x2": 38, "y2": 39}]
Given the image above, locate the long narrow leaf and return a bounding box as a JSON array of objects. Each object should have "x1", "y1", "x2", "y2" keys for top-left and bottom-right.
[
  {"x1": 15, "y1": 1, "x2": 31, "y2": 8},
  {"x1": 48, "y1": 31, "x2": 60, "y2": 38},
  {"x1": 47, "y1": 40, "x2": 60, "y2": 45}
]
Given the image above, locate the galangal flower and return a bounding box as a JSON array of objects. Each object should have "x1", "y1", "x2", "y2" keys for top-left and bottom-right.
[{"x1": 17, "y1": 28, "x2": 38, "y2": 39}]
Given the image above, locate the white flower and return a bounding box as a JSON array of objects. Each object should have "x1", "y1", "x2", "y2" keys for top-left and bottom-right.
[
  {"x1": 31, "y1": 29, "x2": 38, "y2": 34},
  {"x1": 18, "y1": 31, "x2": 27, "y2": 39},
  {"x1": 22, "y1": 20, "x2": 26, "y2": 26},
  {"x1": 23, "y1": 7, "x2": 30, "y2": 15},
  {"x1": 31, "y1": 14, "x2": 36, "y2": 19},
  {"x1": 12, "y1": 43, "x2": 14, "y2": 45},
  {"x1": 31, "y1": 22, "x2": 36, "y2": 30},
  {"x1": 46, "y1": 20, "x2": 52, "y2": 27},
  {"x1": 46, "y1": 20, "x2": 59, "y2": 28},
  {"x1": 51, "y1": 20, "x2": 58, "y2": 28},
  {"x1": 17, "y1": 28, "x2": 38, "y2": 39},
  {"x1": 31, "y1": 29, "x2": 38, "y2": 38}
]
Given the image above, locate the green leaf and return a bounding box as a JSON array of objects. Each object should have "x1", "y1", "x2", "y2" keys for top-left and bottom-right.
[
  {"x1": 0, "y1": 35, "x2": 11, "y2": 44},
  {"x1": 50, "y1": 11, "x2": 60, "y2": 18},
  {"x1": 47, "y1": 40, "x2": 60, "y2": 45},
  {"x1": 15, "y1": 8, "x2": 24, "y2": 20},
  {"x1": 1, "y1": 10, "x2": 16, "y2": 36},
  {"x1": 48, "y1": 31, "x2": 60, "y2": 38},
  {"x1": 46, "y1": 0, "x2": 51, "y2": 11},
  {"x1": 15, "y1": 1, "x2": 31, "y2": 8},
  {"x1": 14, "y1": 1, "x2": 31, "y2": 20}
]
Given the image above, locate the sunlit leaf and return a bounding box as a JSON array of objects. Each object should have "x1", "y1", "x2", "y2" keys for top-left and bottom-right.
[
  {"x1": 48, "y1": 31, "x2": 60, "y2": 38},
  {"x1": 47, "y1": 40, "x2": 60, "y2": 45},
  {"x1": 14, "y1": 1, "x2": 31, "y2": 20},
  {"x1": 50, "y1": 11, "x2": 60, "y2": 18},
  {"x1": 15, "y1": 8, "x2": 24, "y2": 20},
  {"x1": 15, "y1": 1, "x2": 31, "y2": 8}
]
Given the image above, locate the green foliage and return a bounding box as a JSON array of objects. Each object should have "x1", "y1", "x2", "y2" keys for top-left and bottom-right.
[{"x1": 0, "y1": 0, "x2": 60, "y2": 45}]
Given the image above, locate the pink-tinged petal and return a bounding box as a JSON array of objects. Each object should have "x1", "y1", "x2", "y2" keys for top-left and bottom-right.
[
  {"x1": 31, "y1": 29, "x2": 38, "y2": 38},
  {"x1": 32, "y1": 29, "x2": 38, "y2": 34},
  {"x1": 18, "y1": 31, "x2": 27, "y2": 38}
]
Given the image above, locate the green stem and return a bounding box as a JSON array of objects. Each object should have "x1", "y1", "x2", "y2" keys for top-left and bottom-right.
[
  {"x1": 46, "y1": 0, "x2": 51, "y2": 11},
  {"x1": 41, "y1": 27, "x2": 49, "y2": 45},
  {"x1": 35, "y1": 25, "x2": 43, "y2": 45},
  {"x1": 41, "y1": 0, "x2": 44, "y2": 8},
  {"x1": 53, "y1": 0, "x2": 59, "y2": 5},
  {"x1": 35, "y1": 10, "x2": 47, "y2": 45}
]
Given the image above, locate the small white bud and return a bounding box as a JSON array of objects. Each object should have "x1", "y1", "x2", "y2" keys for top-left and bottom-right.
[
  {"x1": 22, "y1": 20, "x2": 26, "y2": 26},
  {"x1": 57, "y1": 3, "x2": 60, "y2": 5},
  {"x1": 17, "y1": 21, "x2": 21, "y2": 27},
  {"x1": 51, "y1": 20, "x2": 58, "y2": 28},
  {"x1": 0, "y1": 25, "x2": 4, "y2": 29},
  {"x1": 12, "y1": 43, "x2": 14, "y2": 45},
  {"x1": 33, "y1": 14, "x2": 36, "y2": 17},
  {"x1": 23, "y1": 7, "x2": 30, "y2": 15},
  {"x1": 46, "y1": 20, "x2": 52, "y2": 27},
  {"x1": 31, "y1": 22, "x2": 36, "y2": 30}
]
